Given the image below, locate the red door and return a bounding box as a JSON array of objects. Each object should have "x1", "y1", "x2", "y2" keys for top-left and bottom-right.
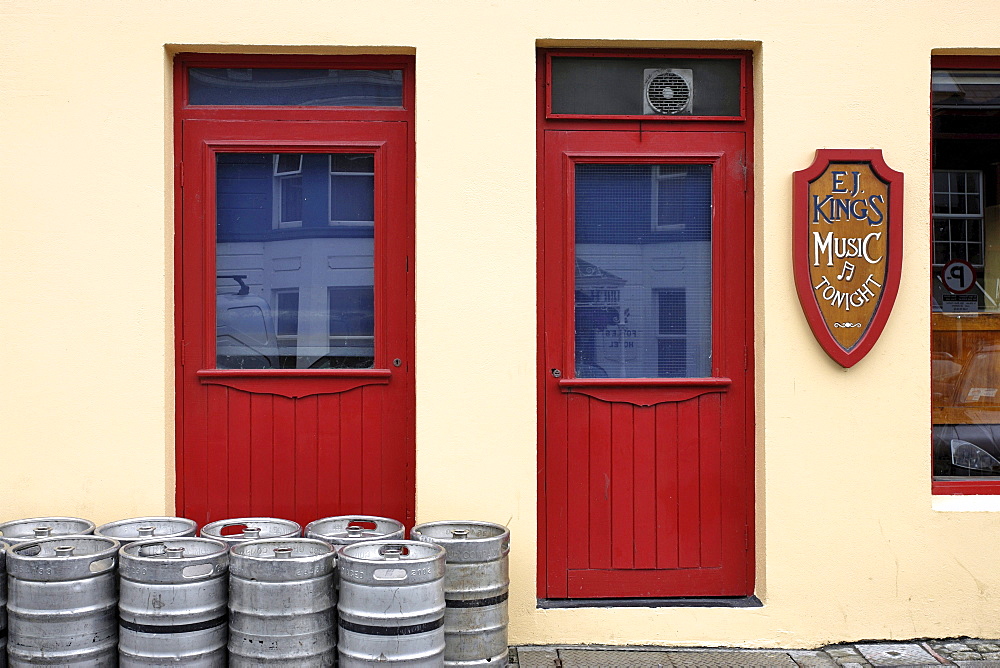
[
  {"x1": 539, "y1": 129, "x2": 753, "y2": 598},
  {"x1": 176, "y1": 117, "x2": 414, "y2": 528}
]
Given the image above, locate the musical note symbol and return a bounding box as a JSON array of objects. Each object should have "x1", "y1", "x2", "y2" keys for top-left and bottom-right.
[{"x1": 837, "y1": 261, "x2": 856, "y2": 282}]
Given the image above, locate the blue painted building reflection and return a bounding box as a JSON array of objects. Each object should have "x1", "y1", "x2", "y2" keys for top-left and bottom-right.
[{"x1": 215, "y1": 153, "x2": 375, "y2": 369}]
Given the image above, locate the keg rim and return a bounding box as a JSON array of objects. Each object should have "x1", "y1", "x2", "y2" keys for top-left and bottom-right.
[
  {"x1": 7, "y1": 535, "x2": 120, "y2": 579},
  {"x1": 411, "y1": 520, "x2": 510, "y2": 546},
  {"x1": 95, "y1": 516, "x2": 198, "y2": 541},
  {"x1": 230, "y1": 537, "x2": 335, "y2": 560},
  {"x1": 200, "y1": 516, "x2": 302, "y2": 540},
  {"x1": 0, "y1": 516, "x2": 96, "y2": 542},
  {"x1": 121, "y1": 536, "x2": 229, "y2": 561},
  {"x1": 338, "y1": 538, "x2": 446, "y2": 565},
  {"x1": 305, "y1": 514, "x2": 405, "y2": 541}
]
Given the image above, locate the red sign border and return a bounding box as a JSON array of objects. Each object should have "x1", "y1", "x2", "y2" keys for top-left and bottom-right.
[{"x1": 793, "y1": 149, "x2": 904, "y2": 368}]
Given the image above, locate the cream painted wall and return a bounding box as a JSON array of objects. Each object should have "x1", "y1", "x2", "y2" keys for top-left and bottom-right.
[{"x1": 2, "y1": 0, "x2": 1000, "y2": 649}]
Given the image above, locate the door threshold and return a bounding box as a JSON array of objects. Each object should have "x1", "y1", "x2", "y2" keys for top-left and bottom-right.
[{"x1": 538, "y1": 596, "x2": 761, "y2": 609}]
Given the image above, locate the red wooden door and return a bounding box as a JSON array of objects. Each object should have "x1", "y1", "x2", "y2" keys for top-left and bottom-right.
[
  {"x1": 176, "y1": 118, "x2": 413, "y2": 528},
  {"x1": 539, "y1": 129, "x2": 753, "y2": 598}
]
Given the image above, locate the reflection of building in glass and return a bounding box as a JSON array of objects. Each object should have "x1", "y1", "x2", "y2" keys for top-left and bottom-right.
[
  {"x1": 215, "y1": 152, "x2": 375, "y2": 369},
  {"x1": 574, "y1": 163, "x2": 712, "y2": 379},
  {"x1": 189, "y1": 68, "x2": 404, "y2": 106}
]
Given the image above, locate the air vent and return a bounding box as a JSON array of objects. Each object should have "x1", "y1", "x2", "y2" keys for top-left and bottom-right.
[{"x1": 643, "y1": 68, "x2": 694, "y2": 115}]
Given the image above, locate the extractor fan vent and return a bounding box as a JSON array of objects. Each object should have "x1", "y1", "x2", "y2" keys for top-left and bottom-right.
[{"x1": 643, "y1": 68, "x2": 694, "y2": 115}]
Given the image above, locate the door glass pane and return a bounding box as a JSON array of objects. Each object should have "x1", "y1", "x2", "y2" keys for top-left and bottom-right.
[
  {"x1": 574, "y1": 163, "x2": 712, "y2": 378},
  {"x1": 189, "y1": 68, "x2": 403, "y2": 107},
  {"x1": 216, "y1": 152, "x2": 375, "y2": 369}
]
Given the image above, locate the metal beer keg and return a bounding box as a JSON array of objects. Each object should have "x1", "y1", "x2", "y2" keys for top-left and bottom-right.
[
  {"x1": 118, "y1": 537, "x2": 229, "y2": 667},
  {"x1": 1, "y1": 539, "x2": 8, "y2": 668},
  {"x1": 0, "y1": 517, "x2": 96, "y2": 545},
  {"x1": 229, "y1": 538, "x2": 337, "y2": 666},
  {"x1": 7, "y1": 535, "x2": 120, "y2": 666},
  {"x1": 338, "y1": 540, "x2": 446, "y2": 667},
  {"x1": 200, "y1": 517, "x2": 300, "y2": 548},
  {"x1": 411, "y1": 522, "x2": 510, "y2": 667},
  {"x1": 96, "y1": 517, "x2": 198, "y2": 546}
]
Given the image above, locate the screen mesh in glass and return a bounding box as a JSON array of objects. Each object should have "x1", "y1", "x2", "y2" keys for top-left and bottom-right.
[
  {"x1": 550, "y1": 57, "x2": 741, "y2": 117},
  {"x1": 574, "y1": 163, "x2": 712, "y2": 379},
  {"x1": 215, "y1": 152, "x2": 375, "y2": 370}
]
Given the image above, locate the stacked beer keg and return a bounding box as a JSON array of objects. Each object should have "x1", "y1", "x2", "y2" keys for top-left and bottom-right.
[{"x1": 0, "y1": 514, "x2": 510, "y2": 666}]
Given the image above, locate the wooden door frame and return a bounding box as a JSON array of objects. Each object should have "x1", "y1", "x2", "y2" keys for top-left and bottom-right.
[{"x1": 535, "y1": 48, "x2": 755, "y2": 601}]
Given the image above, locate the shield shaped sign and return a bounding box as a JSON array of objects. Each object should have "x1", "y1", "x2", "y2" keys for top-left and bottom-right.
[{"x1": 793, "y1": 150, "x2": 903, "y2": 367}]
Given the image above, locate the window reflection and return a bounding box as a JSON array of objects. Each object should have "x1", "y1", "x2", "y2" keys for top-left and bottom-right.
[{"x1": 215, "y1": 153, "x2": 375, "y2": 370}]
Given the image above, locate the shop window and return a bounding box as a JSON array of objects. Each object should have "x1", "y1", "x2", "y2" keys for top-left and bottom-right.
[{"x1": 931, "y1": 58, "x2": 1000, "y2": 491}]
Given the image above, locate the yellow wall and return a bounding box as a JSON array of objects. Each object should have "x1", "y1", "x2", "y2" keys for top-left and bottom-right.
[{"x1": 2, "y1": 0, "x2": 1000, "y2": 649}]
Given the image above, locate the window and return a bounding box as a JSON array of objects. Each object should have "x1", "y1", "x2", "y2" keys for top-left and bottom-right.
[
  {"x1": 931, "y1": 59, "x2": 1000, "y2": 490},
  {"x1": 330, "y1": 154, "x2": 375, "y2": 226},
  {"x1": 273, "y1": 289, "x2": 300, "y2": 368},
  {"x1": 274, "y1": 154, "x2": 304, "y2": 228}
]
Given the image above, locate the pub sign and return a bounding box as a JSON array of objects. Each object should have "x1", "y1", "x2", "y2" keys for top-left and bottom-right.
[{"x1": 793, "y1": 149, "x2": 903, "y2": 367}]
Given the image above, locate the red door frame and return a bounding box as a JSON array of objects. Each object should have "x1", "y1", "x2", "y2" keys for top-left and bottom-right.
[
  {"x1": 173, "y1": 54, "x2": 415, "y2": 526},
  {"x1": 536, "y1": 49, "x2": 755, "y2": 600}
]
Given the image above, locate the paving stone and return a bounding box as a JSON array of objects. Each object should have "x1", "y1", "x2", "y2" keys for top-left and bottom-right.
[
  {"x1": 984, "y1": 653, "x2": 1000, "y2": 660},
  {"x1": 828, "y1": 648, "x2": 865, "y2": 658},
  {"x1": 788, "y1": 650, "x2": 840, "y2": 667},
  {"x1": 834, "y1": 659, "x2": 871, "y2": 668},
  {"x1": 976, "y1": 645, "x2": 1000, "y2": 653},
  {"x1": 558, "y1": 649, "x2": 673, "y2": 667},
  {"x1": 855, "y1": 644, "x2": 937, "y2": 667},
  {"x1": 665, "y1": 650, "x2": 798, "y2": 667},
  {"x1": 516, "y1": 647, "x2": 559, "y2": 668},
  {"x1": 955, "y1": 662, "x2": 1000, "y2": 668},
  {"x1": 946, "y1": 643, "x2": 975, "y2": 652},
  {"x1": 954, "y1": 653, "x2": 985, "y2": 661}
]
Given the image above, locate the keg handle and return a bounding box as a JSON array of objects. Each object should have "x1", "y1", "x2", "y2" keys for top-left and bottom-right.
[
  {"x1": 138, "y1": 542, "x2": 168, "y2": 557},
  {"x1": 378, "y1": 544, "x2": 407, "y2": 559}
]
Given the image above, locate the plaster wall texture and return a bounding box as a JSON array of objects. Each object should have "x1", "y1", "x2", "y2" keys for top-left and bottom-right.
[{"x1": 1, "y1": 0, "x2": 999, "y2": 649}]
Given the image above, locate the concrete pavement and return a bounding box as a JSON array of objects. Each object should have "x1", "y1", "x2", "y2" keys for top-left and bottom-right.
[{"x1": 513, "y1": 638, "x2": 1000, "y2": 667}]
